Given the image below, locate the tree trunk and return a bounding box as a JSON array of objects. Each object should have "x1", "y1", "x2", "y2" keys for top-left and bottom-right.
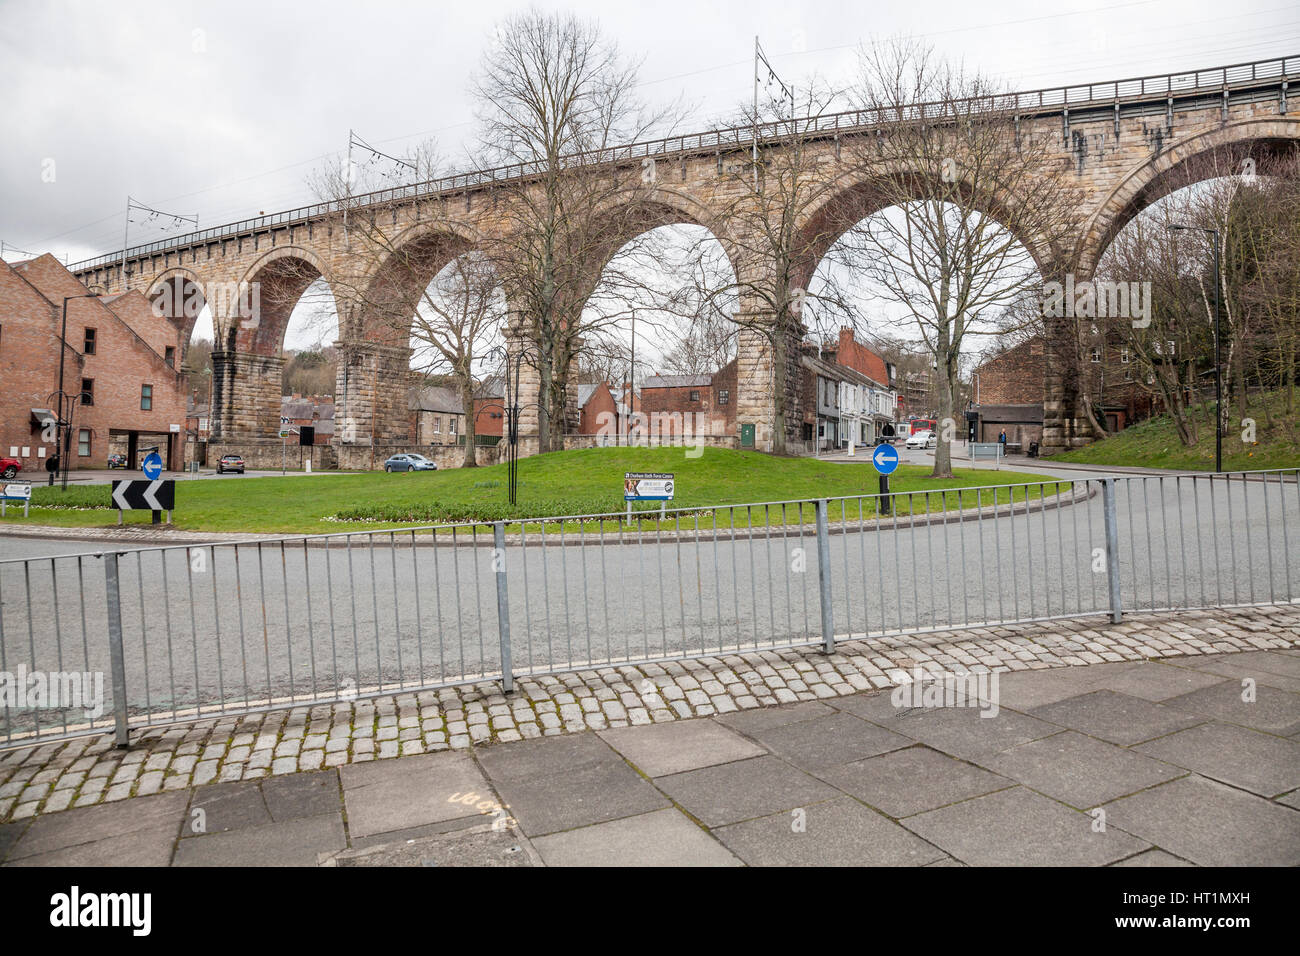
[
  {"x1": 771, "y1": 331, "x2": 788, "y2": 456},
  {"x1": 459, "y1": 374, "x2": 477, "y2": 468}
]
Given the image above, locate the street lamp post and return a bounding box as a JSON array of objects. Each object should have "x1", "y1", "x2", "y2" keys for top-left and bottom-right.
[
  {"x1": 57, "y1": 294, "x2": 100, "y2": 489},
  {"x1": 1168, "y1": 224, "x2": 1222, "y2": 473}
]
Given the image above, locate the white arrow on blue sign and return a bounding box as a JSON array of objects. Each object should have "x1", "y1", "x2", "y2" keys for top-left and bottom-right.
[
  {"x1": 141, "y1": 451, "x2": 163, "y2": 480},
  {"x1": 872, "y1": 443, "x2": 900, "y2": 475}
]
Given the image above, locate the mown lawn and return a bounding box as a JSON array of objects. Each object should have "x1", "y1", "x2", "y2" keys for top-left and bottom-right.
[
  {"x1": 1054, "y1": 389, "x2": 1300, "y2": 472},
  {"x1": 3, "y1": 446, "x2": 1064, "y2": 534}
]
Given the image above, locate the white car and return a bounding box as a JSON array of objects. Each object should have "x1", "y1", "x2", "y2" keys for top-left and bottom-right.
[{"x1": 905, "y1": 429, "x2": 937, "y2": 449}]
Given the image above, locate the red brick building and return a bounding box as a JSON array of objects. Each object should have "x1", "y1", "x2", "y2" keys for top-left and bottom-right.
[
  {"x1": 638, "y1": 360, "x2": 737, "y2": 439},
  {"x1": 0, "y1": 255, "x2": 187, "y2": 472},
  {"x1": 472, "y1": 376, "x2": 505, "y2": 437},
  {"x1": 577, "y1": 382, "x2": 618, "y2": 436},
  {"x1": 971, "y1": 334, "x2": 1157, "y2": 445}
]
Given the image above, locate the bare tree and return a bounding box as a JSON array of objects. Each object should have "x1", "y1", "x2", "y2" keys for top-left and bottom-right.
[
  {"x1": 469, "y1": 10, "x2": 681, "y2": 451},
  {"x1": 684, "y1": 81, "x2": 854, "y2": 455},
  {"x1": 834, "y1": 39, "x2": 1082, "y2": 477}
]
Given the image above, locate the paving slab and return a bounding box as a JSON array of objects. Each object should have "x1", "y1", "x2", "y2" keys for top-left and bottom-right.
[
  {"x1": 980, "y1": 670, "x2": 1093, "y2": 711},
  {"x1": 1103, "y1": 774, "x2": 1300, "y2": 867},
  {"x1": 744, "y1": 712, "x2": 913, "y2": 772},
  {"x1": 487, "y1": 757, "x2": 669, "y2": 837},
  {"x1": 474, "y1": 732, "x2": 620, "y2": 784},
  {"x1": 5, "y1": 791, "x2": 187, "y2": 864},
  {"x1": 1080, "y1": 662, "x2": 1227, "y2": 701},
  {"x1": 1029, "y1": 690, "x2": 1204, "y2": 745},
  {"x1": 1110, "y1": 849, "x2": 1194, "y2": 867},
  {"x1": 878, "y1": 705, "x2": 1061, "y2": 762},
  {"x1": 597, "y1": 719, "x2": 765, "y2": 778},
  {"x1": 819, "y1": 745, "x2": 1012, "y2": 818},
  {"x1": 1133, "y1": 722, "x2": 1300, "y2": 798},
  {"x1": 532, "y1": 809, "x2": 742, "y2": 867},
  {"x1": 714, "y1": 795, "x2": 947, "y2": 866},
  {"x1": 184, "y1": 781, "x2": 270, "y2": 835},
  {"x1": 1164, "y1": 680, "x2": 1300, "y2": 736},
  {"x1": 324, "y1": 822, "x2": 538, "y2": 867},
  {"x1": 988, "y1": 730, "x2": 1184, "y2": 808},
  {"x1": 173, "y1": 813, "x2": 346, "y2": 866},
  {"x1": 655, "y1": 755, "x2": 839, "y2": 828},
  {"x1": 341, "y1": 751, "x2": 494, "y2": 839},
  {"x1": 1177, "y1": 657, "x2": 1300, "y2": 694},
  {"x1": 6, "y1": 828, "x2": 178, "y2": 867},
  {"x1": 262, "y1": 769, "x2": 341, "y2": 821},
  {"x1": 714, "y1": 700, "x2": 834, "y2": 734},
  {"x1": 902, "y1": 786, "x2": 1149, "y2": 866},
  {"x1": 0, "y1": 822, "x2": 28, "y2": 863},
  {"x1": 1188, "y1": 649, "x2": 1300, "y2": 681}
]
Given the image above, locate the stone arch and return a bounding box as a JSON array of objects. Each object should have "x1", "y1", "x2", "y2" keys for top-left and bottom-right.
[
  {"x1": 233, "y1": 245, "x2": 338, "y2": 355},
  {"x1": 1076, "y1": 117, "x2": 1300, "y2": 278},
  {"x1": 146, "y1": 267, "x2": 208, "y2": 362},
  {"x1": 578, "y1": 189, "x2": 742, "y2": 310},
  {"x1": 794, "y1": 164, "x2": 1061, "y2": 292},
  {"x1": 352, "y1": 221, "x2": 486, "y2": 345}
]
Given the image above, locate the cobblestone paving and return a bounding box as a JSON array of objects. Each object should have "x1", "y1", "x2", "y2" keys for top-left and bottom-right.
[{"x1": 1, "y1": 605, "x2": 1296, "y2": 824}]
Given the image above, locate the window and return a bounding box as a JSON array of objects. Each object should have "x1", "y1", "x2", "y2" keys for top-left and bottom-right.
[
  {"x1": 77, "y1": 429, "x2": 90, "y2": 457},
  {"x1": 718, "y1": 389, "x2": 729, "y2": 405},
  {"x1": 689, "y1": 390, "x2": 700, "y2": 402},
  {"x1": 449, "y1": 417, "x2": 457, "y2": 435},
  {"x1": 165, "y1": 346, "x2": 175, "y2": 367},
  {"x1": 80, "y1": 378, "x2": 94, "y2": 406},
  {"x1": 433, "y1": 416, "x2": 441, "y2": 434},
  {"x1": 1121, "y1": 347, "x2": 1131, "y2": 364},
  {"x1": 83, "y1": 328, "x2": 96, "y2": 354},
  {"x1": 1090, "y1": 348, "x2": 1101, "y2": 364},
  {"x1": 140, "y1": 384, "x2": 153, "y2": 410}
]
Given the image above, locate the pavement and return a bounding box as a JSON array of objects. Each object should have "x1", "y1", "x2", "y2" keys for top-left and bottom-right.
[{"x1": 1, "y1": 607, "x2": 1296, "y2": 867}]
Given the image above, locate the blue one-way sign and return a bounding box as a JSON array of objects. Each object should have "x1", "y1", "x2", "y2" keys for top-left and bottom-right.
[
  {"x1": 141, "y1": 451, "x2": 163, "y2": 480},
  {"x1": 872, "y1": 443, "x2": 899, "y2": 475}
]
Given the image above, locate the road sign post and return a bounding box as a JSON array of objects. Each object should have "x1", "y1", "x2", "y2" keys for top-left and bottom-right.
[
  {"x1": 623, "y1": 472, "x2": 674, "y2": 523},
  {"x1": 872, "y1": 444, "x2": 899, "y2": 516},
  {"x1": 141, "y1": 451, "x2": 164, "y2": 523},
  {"x1": 1, "y1": 481, "x2": 32, "y2": 518},
  {"x1": 112, "y1": 479, "x2": 175, "y2": 525}
]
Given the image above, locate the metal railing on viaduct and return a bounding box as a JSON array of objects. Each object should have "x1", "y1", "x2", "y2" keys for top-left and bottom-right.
[
  {"x1": 1, "y1": 469, "x2": 1297, "y2": 748},
  {"x1": 68, "y1": 55, "x2": 1297, "y2": 274}
]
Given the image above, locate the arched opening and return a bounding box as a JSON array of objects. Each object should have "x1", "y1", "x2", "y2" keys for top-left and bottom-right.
[
  {"x1": 578, "y1": 221, "x2": 739, "y2": 445},
  {"x1": 804, "y1": 187, "x2": 1047, "y2": 458},
  {"x1": 206, "y1": 250, "x2": 340, "y2": 454},
  {"x1": 1085, "y1": 143, "x2": 1300, "y2": 453}
]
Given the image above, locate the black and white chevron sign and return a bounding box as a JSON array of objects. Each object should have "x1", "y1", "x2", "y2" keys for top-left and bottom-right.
[{"x1": 111, "y1": 479, "x2": 175, "y2": 511}]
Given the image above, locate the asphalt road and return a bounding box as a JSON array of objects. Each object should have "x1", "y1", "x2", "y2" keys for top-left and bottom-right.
[{"x1": 2, "y1": 470, "x2": 1297, "y2": 741}]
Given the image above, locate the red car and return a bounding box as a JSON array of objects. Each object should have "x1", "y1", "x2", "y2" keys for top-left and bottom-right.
[{"x1": 0, "y1": 457, "x2": 20, "y2": 480}]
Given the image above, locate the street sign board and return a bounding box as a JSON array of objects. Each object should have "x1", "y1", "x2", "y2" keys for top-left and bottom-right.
[
  {"x1": 624, "y1": 472, "x2": 674, "y2": 501},
  {"x1": 0, "y1": 480, "x2": 31, "y2": 517},
  {"x1": 872, "y1": 444, "x2": 900, "y2": 475},
  {"x1": 2, "y1": 481, "x2": 32, "y2": 500},
  {"x1": 141, "y1": 451, "x2": 163, "y2": 480},
  {"x1": 112, "y1": 479, "x2": 175, "y2": 511}
]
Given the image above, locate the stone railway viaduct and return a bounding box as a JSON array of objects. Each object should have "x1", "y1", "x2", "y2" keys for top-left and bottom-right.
[{"x1": 69, "y1": 55, "x2": 1299, "y2": 467}]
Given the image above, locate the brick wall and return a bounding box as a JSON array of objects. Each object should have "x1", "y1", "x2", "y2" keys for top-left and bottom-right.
[
  {"x1": 975, "y1": 338, "x2": 1047, "y2": 405},
  {"x1": 1, "y1": 255, "x2": 188, "y2": 471}
]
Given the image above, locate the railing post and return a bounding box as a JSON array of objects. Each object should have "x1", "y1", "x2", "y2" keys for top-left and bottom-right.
[
  {"x1": 493, "y1": 522, "x2": 514, "y2": 693},
  {"x1": 103, "y1": 551, "x2": 131, "y2": 747},
  {"x1": 814, "y1": 499, "x2": 835, "y2": 653},
  {"x1": 1101, "y1": 480, "x2": 1123, "y2": 624}
]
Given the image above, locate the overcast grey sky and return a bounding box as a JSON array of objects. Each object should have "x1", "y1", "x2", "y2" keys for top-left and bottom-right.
[{"x1": 1, "y1": 0, "x2": 1294, "y2": 355}]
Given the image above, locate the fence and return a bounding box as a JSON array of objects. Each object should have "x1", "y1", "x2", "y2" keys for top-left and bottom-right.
[{"x1": 1, "y1": 470, "x2": 1296, "y2": 748}]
